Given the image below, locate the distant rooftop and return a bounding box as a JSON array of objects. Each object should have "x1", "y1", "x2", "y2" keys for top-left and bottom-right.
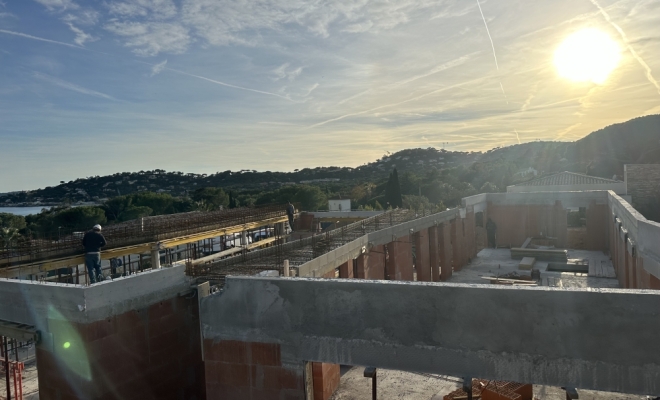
[{"x1": 513, "y1": 171, "x2": 622, "y2": 187}]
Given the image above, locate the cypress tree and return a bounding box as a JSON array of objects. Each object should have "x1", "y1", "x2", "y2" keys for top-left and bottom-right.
[{"x1": 391, "y1": 168, "x2": 403, "y2": 208}]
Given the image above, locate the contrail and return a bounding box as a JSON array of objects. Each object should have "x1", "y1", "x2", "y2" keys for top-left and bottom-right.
[
  {"x1": 476, "y1": 0, "x2": 499, "y2": 71},
  {"x1": 499, "y1": 82, "x2": 509, "y2": 104},
  {"x1": 0, "y1": 29, "x2": 84, "y2": 49},
  {"x1": 337, "y1": 52, "x2": 476, "y2": 105},
  {"x1": 589, "y1": 0, "x2": 660, "y2": 95},
  {"x1": 2, "y1": 29, "x2": 297, "y2": 102},
  {"x1": 161, "y1": 67, "x2": 296, "y2": 102},
  {"x1": 307, "y1": 77, "x2": 485, "y2": 129}
]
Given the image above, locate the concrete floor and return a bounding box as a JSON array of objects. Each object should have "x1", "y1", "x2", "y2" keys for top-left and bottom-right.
[
  {"x1": 330, "y1": 367, "x2": 647, "y2": 400},
  {"x1": 449, "y1": 248, "x2": 620, "y2": 289}
]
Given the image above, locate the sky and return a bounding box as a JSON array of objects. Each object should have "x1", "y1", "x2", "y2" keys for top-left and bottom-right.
[{"x1": 1, "y1": 0, "x2": 659, "y2": 192}]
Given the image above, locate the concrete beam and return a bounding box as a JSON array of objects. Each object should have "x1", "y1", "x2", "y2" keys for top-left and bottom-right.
[
  {"x1": 0, "y1": 264, "x2": 191, "y2": 329},
  {"x1": 202, "y1": 277, "x2": 660, "y2": 396}
]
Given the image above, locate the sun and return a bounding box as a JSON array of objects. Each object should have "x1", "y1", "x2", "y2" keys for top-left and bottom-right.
[{"x1": 554, "y1": 28, "x2": 621, "y2": 84}]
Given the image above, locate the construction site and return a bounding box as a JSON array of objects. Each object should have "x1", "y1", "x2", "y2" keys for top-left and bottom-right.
[{"x1": 1, "y1": 167, "x2": 660, "y2": 400}]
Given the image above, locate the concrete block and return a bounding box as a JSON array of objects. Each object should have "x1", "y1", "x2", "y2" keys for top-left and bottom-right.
[{"x1": 519, "y1": 257, "x2": 535, "y2": 270}]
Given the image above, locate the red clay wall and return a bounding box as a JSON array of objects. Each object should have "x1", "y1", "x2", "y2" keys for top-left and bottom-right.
[
  {"x1": 428, "y1": 226, "x2": 441, "y2": 282},
  {"x1": 586, "y1": 202, "x2": 609, "y2": 252},
  {"x1": 295, "y1": 213, "x2": 315, "y2": 231},
  {"x1": 338, "y1": 261, "x2": 353, "y2": 278},
  {"x1": 486, "y1": 202, "x2": 567, "y2": 248},
  {"x1": 414, "y1": 229, "x2": 432, "y2": 282},
  {"x1": 312, "y1": 362, "x2": 340, "y2": 400},
  {"x1": 37, "y1": 296, "x2": 206, "y2": 400},
  {"x1": 367, "y1": 244, "x2": 386, "y2": 280},
  {"x1": 438, "y1": 222, "x2": 453, "y2": 281},
  {"x1": 203, "y1": 339, "x2": 305, "y2": 400},
  {"x1": 386, "y1": 239, "x2": 414, "y2": 281}
]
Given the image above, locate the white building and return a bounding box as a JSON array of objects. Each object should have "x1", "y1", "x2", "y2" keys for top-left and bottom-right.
[{"x1": 328, "y1": 199, "x2": 351, "y2": 212}]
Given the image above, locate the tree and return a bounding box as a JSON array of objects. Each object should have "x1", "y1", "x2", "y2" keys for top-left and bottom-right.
[
  {"x1": 228, "y1": 191, "x2": 238, "y2": 209},
  {"x1": 0, "y1": 227, "x2": 20, "y2": 252},
  {"x1": 385, "y1": 169, "x2": 403, "y2": 208},
  {"x1": 0, "y1": 213, "x2": 26, "y2": 230},
  {"x1": 479, "y1": 182, "x2": 499, "y2": 193},
  {"x1": 191, "y1": 187, "x2": 229, "y2": 211}
]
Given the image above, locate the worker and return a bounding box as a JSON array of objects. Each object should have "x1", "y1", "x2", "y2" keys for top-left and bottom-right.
[
  {"x1": 486, "y1": 218, "x2": 497, "y2": 248},
  {"x1": 82, "y1": 224, "x2": 107, "y2": 284},
  {"x1": 286, "y1": 202, "x2": 295, "y2": 232}
]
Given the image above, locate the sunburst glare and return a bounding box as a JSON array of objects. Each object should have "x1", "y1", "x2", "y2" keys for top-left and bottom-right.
[{"x1": 554, "y1": 28, "x2": 621, "y2": 84}]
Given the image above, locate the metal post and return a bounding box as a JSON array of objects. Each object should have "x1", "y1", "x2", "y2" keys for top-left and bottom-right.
[
  {"x1": 463, "y1": 376, "x2": 472, "y2": 400},
  {"x1": 283, "y1": 259, "x2": 290, "y2": 277},
  {"x1": 364, "y1": 367, "x2": 376, "y2": 400},
  {"x1": 4, "y1": 336, "x2": 11, "y2": 400}
]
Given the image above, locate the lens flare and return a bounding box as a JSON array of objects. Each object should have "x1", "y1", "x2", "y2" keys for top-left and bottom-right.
[{"x1": 554, "y1": 28, "x2": 621, "y2": 84}]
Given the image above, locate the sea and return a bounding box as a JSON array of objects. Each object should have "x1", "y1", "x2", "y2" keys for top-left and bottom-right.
[{"x1": 0, "y1": 206, "x2": 52, "y2": 216}]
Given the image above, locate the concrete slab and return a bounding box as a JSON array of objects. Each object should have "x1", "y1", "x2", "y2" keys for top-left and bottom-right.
[{"x1": 450, "y1": 249, "x2": 620, "y2": 289}]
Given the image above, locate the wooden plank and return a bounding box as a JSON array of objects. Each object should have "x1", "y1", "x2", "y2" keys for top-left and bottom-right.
[
  {"x1": 480, "y1": 276, "x2": 536, "y2": 284},
  {"x1": 521, "y1": 237, "x2": 532, "y2": 249},
  {"x1": 191, "y1": 236, "x2": 279, "y2": 265},
  {"x1": 160, "y1": 215, "x2": 288, "y2": 248}
]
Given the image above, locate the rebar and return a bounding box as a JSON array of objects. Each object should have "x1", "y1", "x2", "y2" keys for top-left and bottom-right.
[
  {"x1": 0, "y1": 204, "x2": 291, "y2": 267},
  {"x1": 188, "y1": 208, "x2": 426, "y2": 285}
]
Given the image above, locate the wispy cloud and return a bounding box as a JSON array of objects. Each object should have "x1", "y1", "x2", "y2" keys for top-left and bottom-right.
[
  {"x1": 104, "y1": 20, "x2": 190, "y2": 56},
  {"x1": 0, "y1": 29, "x2": 83, "y2": 49},
  {"x1": 150, "y1": 59, "x2": 167, "y2": 76},
  {"x1": 67, "y1": 23, "x2": 96, "y2": 46},
  {"x1": 273, "y1": 63, "x2": 303, "y2": 82},
  {"x1": 33, "y1": 0, "x2": 79, "y2": 12},
  {"x1": 590, "y1": 0, "x2": 660, "y2": 95},
  {"x1": 33, "y1": 72, "x2": 117, "y2": 100},
  {"x1": 308, "y1": 77, "x2": 485, "y2": 129}
]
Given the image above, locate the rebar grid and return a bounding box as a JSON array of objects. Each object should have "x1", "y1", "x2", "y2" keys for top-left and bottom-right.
[
  {"x1": 188, "y1": 208, "x2": 434, "y2": 284},
  {"x1": 1, "y1": 204, "x2": 290, "y2": 266}
]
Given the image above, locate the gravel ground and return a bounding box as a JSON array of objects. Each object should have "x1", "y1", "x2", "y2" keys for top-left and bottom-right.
[{"x1": 330, "y1": 367, "x2": 648, "y2": 400}]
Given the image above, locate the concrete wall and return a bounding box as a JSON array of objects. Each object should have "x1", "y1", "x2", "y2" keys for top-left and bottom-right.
[
  {"x1": 0, "y1": 266, "x2": 206, "y2": 399},
  {"x1": 201, "y1": 276, "x2": 660, "y2": 396},
  {"x1": 625, "y1": 164, "x2": 660, "y2": 219},
  {"x1": 608, "y1": 192, "x2": 660, "y2": 288},
  {"x1": 507, "y1": 182, "x2": 626, "y2": 194}
]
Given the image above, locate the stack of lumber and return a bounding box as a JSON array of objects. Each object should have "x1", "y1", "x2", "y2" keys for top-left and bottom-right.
[
  {"x1": 510, "y1": 247, "x2": 567, "y2": 262},
  {"x1": 481, "y1": 276, "x2": 537, "y2": 286}
]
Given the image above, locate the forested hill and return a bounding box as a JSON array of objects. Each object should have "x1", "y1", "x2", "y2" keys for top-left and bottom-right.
[{"x1": 2, "y1": 114, "x2": 659, "y2": 206}]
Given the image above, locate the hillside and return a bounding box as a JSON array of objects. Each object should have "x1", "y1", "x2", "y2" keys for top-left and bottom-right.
[{"x1": 1, "y1": 114, "x2": 659, "y2": 207}]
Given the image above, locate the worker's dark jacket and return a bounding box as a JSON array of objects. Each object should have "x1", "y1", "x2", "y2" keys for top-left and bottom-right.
[
  {"x1": 82, "y1": 231, "x2": 107, "y2": 253},
  {"x1": 286, "y1": 205, "x2": 294, "y2": 216}
]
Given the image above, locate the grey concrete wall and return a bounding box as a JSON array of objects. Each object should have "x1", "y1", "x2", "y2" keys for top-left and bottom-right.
[
  {"x1": 507, "y1": 182, "x2": 626, "y2": 195},
  {"x1": 625, "y1": 164, "x2": 660, "y2": 209},
  {"x1": 201, "y1": 276, "x2": 660, "y2": 396},
  {"x1": 608, "y1": 191, "x2": 660, "y2": 268},
  {"x1": 0, "y1": 265, "x2": 191, "y2": 332},
  {"x1": 297, "y1": 209, "x2": 460, "y2": 278},
  {"x1": 476, "y1": 191, "x2": 609, "y2": 208}
]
